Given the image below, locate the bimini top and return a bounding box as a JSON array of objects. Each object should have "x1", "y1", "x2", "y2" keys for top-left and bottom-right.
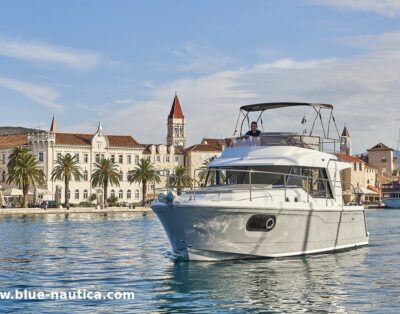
[{"x1": 240, "y1": 102, "x2": 333, "y2": 112}]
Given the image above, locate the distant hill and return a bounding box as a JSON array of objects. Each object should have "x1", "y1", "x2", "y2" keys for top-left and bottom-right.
[{"x1": 0, "y1": 127, "x2": 42, "y2": 135}]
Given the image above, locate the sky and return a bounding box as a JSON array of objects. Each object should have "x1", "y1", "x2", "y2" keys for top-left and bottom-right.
[{"x1": 1, "y1": 0, "x2": 400, "y2": 154}]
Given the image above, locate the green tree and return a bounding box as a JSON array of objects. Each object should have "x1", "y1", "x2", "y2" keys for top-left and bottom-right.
[
  {"x1": 167, "y1": 165, "x2": 192, "y2": 195},
  {"x1": 197, "y1": 156, "x2": 225, "y2": 185},
  {"x1": 6, "y1": 148, "x2": 45, "y2": 208},
  {"x1": 91, "y1": 158, "x2": 120, "y2": 208},
  {"x1": 51, "y1": 154, "x2": 82, "y2": 209},
  {"x1": 127, "y1": 158, "x2": 160, "y2": 206}
]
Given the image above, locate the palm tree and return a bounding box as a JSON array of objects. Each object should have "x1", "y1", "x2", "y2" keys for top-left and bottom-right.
[
  {"x1": 198, "y1": 156, "x2": 225, "y2": 186},
  {"x1": 127, "y1": 158, "x2": 160, "y2": 206},
  {"x1": 6, "y1": 149, "x2": 45, "y2": 208},
  {"x1": 51, "y1": 154, "x2": 82, "y2": 209},
  {"x1": 167, "y1": 165, "x2": 192, "y2": 195},
  {"x1": 91, "y1": 158, "x2": 120, "y2": 208}
]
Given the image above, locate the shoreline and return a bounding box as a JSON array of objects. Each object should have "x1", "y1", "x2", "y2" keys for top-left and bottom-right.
[{"x1": 0, "y1": 206, "x2": 153, "y2": 216}]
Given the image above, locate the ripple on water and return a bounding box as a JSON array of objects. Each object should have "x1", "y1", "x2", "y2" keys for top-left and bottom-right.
[{"x1": 0, "y1": 211, "x2": 400, "y2": 313}]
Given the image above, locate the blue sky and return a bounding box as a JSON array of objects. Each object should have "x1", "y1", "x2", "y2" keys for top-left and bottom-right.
[{"x1": 1, "y1": 0, "x2": 400, "y2": 153}]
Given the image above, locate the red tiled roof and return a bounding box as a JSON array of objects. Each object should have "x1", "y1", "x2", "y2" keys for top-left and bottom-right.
[
  {"x1": 367, "y1": 142, "x2": 393, "y2": 151},
  {"x1": 168, "y1": 95, "x2": 184, "y2": 119},
  {"x1": 201, "y1": 138, "x2": 232, "y2": 150},
  {"x1": 55, "y1": 133, "x2": 141, "y2": 148},
  {"x1": 336, "y1": 153, "x2": 364, "y2": 163},
  {"x1": 0, "y1": 134, "x2": 28, "y2": 148},
  {"x1": 184, "y1": 144, "x2": 221, "y2": 153}
]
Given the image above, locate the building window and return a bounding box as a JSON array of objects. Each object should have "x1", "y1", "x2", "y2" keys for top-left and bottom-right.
[
  {"x1": 83, "y1": 189, "x2": 88, "y2": 199},
  {"x1": 146, "y1": 156, "x2": 150, "y2": 161},
  {"x1": 382, "y1": 167, "x2": 387, "y2": 174},
  {"x1": 156, "y1": 155, "x2": 161, "y2": 162},
  {"x1": 135, "y1": 155, "x2": 139, "y2": 164},
  {"x1": 111, "y1": 155, "x2": 115, "y2": 163},
  {"x1": 57, "y1": 153, "x2": 62, "y2": 160},
  {"x1": 74, "y1": 189, "x2": 80, "y2": 200},
  {"x1": 166, "y1": 155, "x2": 170, "y2": 162},
  {"x1": 179, "y1": 125, "x2": 184, "y2": 137},
  {"x1": 75, "y1": 153, "x2": 79, "y2": 162},
  {"x1": 119, "y1": 189, "x2": 123, "y2": 199},
  {"x1": 119, "y1": 155, "x2": 123, "y2": 164},
  {"x1": 37, "y1": 152, "x2": 44, "y2": 162},
  {"x1": 84, "y1": 154, "x2": 88, "y2": 163},
  {"x1": 127, "y1": 155, "x2": 132, "y2": 164},
  {"x1": 119, "y1": 171, "x2": 123, "y2": 181},
  {"x1": 359, "y1": 163, "x2": 362, "y2": 171},
  {"x1": 83, "y1": 170, "x2": 88, "y2": 181},
  {"x1": 127, "y1": 190, "x2": 131, "y2": 199},
  {"x1": 174, "y1": 125, "x2": 179, "y2": 137},
  {"x1": 135, "y1": 189, "x2": 139, "y2": 199},
  {"x1": 175, "y1": 156, "x2": 179, "y2": 162},
  {"x1": 381, "y1": 157, "x2": 387, "y2": 162},
  {"x1": 354, "y1": 163, "x2": 357, "y2": 171},
  {"x1": 1, "y1": 170, "x2": 5, "y2": 182},
  {"x1": 111, "y1": 189, "x2": 115, "y2": 197},
  {"x1": 101, "y1": 154, "x2": 105, "y2": 159},
  {"x1": 95, "y1": 154, "x2": 100, "y2": 162},
  {"x1": 1, "y1": 154, "x2": 5, "y2": 164},
  {"x1": 67, "y1": 190, "x2": 71, "y2": 200}
]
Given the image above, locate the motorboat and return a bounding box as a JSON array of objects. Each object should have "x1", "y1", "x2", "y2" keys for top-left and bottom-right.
[
  {"x1": 382, "y1": 181, "x2": 400, "y2": 209},
  {"x1": 151, "y1": 102, "x2": 369, "y2": 261}
]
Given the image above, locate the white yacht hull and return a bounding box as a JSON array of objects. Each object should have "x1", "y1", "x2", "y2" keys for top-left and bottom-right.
[
  {"x1": 152, "y1": 203, "x2": 369, "y2": 261},
  {"x1": 383, "y1": 198, "x2": 400, "y2": 209}
]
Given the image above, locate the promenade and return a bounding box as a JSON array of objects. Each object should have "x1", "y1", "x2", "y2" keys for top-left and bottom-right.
[{"x1": 0, "y1": 206, "x2": 152, "y2": 216}]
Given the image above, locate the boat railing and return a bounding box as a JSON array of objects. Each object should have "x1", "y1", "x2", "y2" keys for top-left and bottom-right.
[
  {"x1": 229, "y1": 133, "x2": 342, "y2": 154},
  {"x1": 153, "y1": 168, "x2": 361, "y2": 208}
]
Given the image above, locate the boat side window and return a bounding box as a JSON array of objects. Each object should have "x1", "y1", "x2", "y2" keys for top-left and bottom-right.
[{"x1": 301, "y1": 167, "x2": 333, "y2": 198}]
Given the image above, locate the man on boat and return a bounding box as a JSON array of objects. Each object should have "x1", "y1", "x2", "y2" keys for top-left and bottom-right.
[{"x1": 245, "y1": 121, "x2": 261, "y2": 137}]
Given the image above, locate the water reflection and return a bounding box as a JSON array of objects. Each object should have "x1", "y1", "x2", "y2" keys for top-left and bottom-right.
[
  {"x1": 158, "y1": 248, "x2": 368, "y2": 312},
  {"x1": 0, "y1": 211, "x2": 399, "y2": 313}
]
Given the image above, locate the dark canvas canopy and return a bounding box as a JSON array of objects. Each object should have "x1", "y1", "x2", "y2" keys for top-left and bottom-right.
[{"x1": 240, "y1": 102, "x2": 333, "y2": 112}]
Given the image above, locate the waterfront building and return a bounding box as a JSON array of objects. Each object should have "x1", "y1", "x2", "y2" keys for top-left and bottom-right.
[
  {"x1": 367, "y1": 143, "x2": 398, "y2": 178},
  {"x1": 0, "y1": 121, "x2": 144, "y2": 205},
  {"x1": 336, "y1": 153, "x2": 378, "y2": 204},
  {"x1": 142, "y1": 143, "x2": 185, "y2": 192}
]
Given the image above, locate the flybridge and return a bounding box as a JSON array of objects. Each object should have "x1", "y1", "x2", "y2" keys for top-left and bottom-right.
[{"x1": 232, "y1": 102, "x2": 343, "y2": 154}]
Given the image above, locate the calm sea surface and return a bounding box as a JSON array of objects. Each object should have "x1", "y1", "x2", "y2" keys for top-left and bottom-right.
[{"x1": 0, "y1": 209, "x2": 399, "y2": 313}]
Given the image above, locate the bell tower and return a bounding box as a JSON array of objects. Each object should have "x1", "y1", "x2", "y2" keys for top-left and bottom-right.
[
  {"x1": 167, "y1": 93, "x2": 186, "y2": 147},
  {"x1": 340, "y1": 125, "x2": 352, "y2": 155}
]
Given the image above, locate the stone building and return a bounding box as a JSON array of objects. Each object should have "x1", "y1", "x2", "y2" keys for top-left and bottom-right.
[
  {"x1": 0, "y1": 121, "x2": 144, "y2": 205},
  {"x1": 367, "y1": 143, "x2": 397, "y2": 178}
]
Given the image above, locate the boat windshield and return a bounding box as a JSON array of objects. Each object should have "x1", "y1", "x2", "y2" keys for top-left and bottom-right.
[{"x1": 204, "y1": 165, "x2": 333, "y2": 198}]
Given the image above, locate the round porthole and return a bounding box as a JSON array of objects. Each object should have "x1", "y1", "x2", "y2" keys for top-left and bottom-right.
[{"x1": 246, "y1": 215, "x2": 276, "y2": 232}]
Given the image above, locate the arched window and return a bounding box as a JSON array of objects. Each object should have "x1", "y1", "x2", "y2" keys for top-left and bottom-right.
[
  {"x1": 1, "y1": 170, "x2": 5, "y2": 182},
  {"x1": 83, "y1": 170, "x2": 88, "y2": 181},
  {"x1": 111, "y1": 189, "x2": 115, "y2": 197},
  {"x1": 127, "y1": 189, "x2": 131, "y2": 199},
  {"x1": 119, "y1": 170, "x2": 123, "y2": 181},
  {"x1": 74, "y1": 189, "x2": 79, "y2": 200},
  {"x1": 119, "y1": 189, "x2": 123, "y2": 199},
  {"x1": 95, "y1": 154, "x2": 100, "y2": 162},
  {"x1": 135, "y1": 189, "x2": 140, "y2": 199},
  {"x1": 83, "y1": 189, "x2": 88, "y2": 199}
]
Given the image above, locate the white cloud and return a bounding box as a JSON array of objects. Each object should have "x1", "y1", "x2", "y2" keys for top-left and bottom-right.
[
  {"x1": 0, "y1": 77, "x2": 64, "y2": 111},
  {"x1": 97, "y1": 31, "x2": 400, "y2": 154},
  {"x1": 0, "y1": 37, "x2": 105, "y2": 70},
  {"x1": 171, "y1": 41, "x2": 235, "y2": 73},
  {"x1": 311, "y1": 0, "x2": 400, "y2": 17}
]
